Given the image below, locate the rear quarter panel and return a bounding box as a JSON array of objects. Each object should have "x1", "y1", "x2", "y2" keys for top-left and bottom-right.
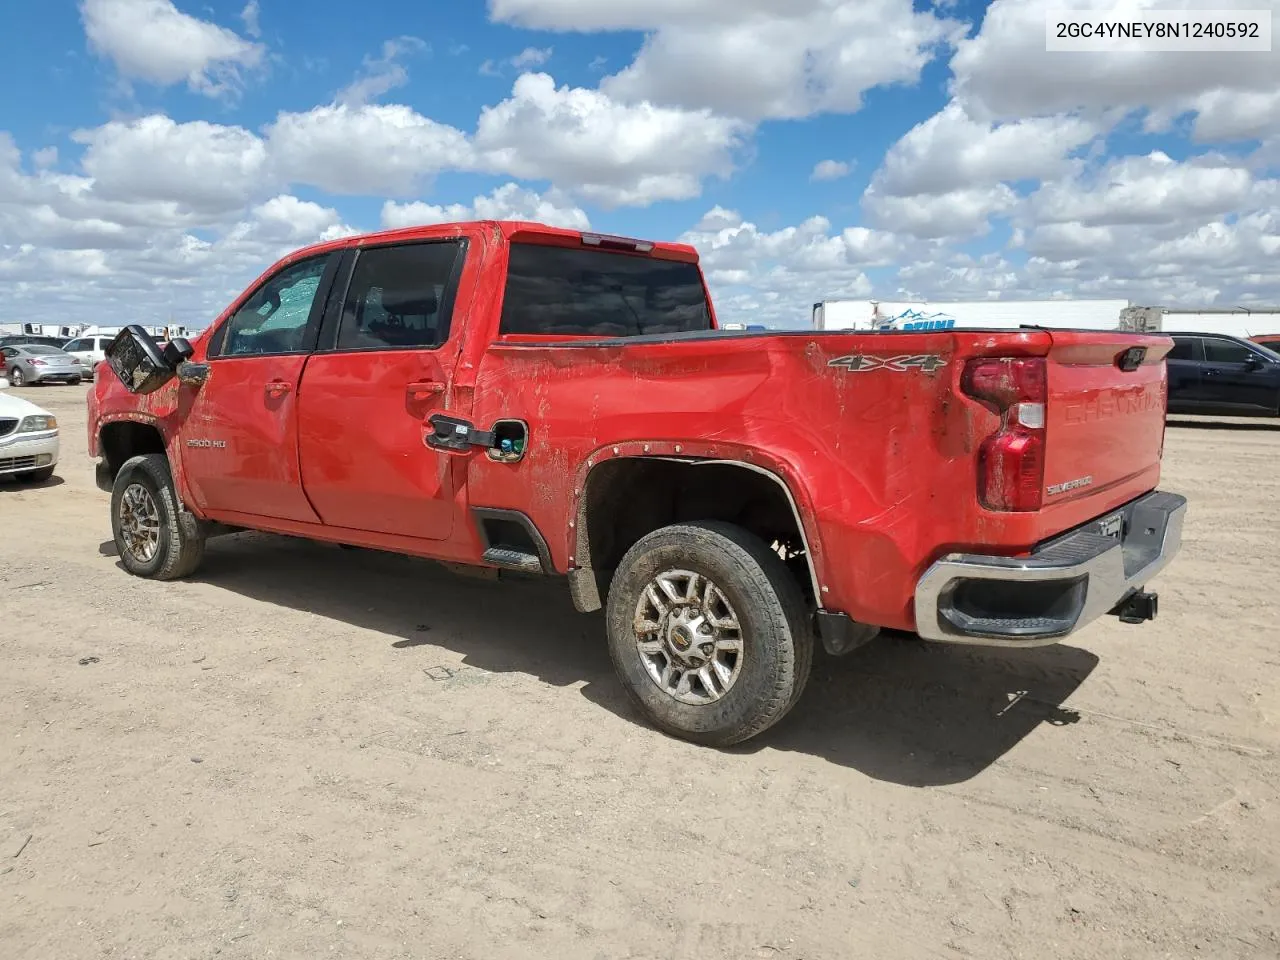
[{"x1": 458, "y1": 332, "x2": 1016, "y2": 629}]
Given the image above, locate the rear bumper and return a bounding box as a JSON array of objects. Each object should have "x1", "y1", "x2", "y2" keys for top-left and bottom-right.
[{"x1": 913, "y1": 490, "x2": 1187, "y2": 646}]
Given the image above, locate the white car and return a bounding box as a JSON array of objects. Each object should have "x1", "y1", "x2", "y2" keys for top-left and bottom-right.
[
  {"x1": 61, "y1": 335, "x2": 113, "y2": 370},
  {"x1": 0, "y1": 376, "x2": 60, "y2": 482}
]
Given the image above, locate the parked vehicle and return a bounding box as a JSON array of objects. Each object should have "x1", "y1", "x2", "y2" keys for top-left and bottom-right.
[
  {"x1": 1167, "y1": 333, "x2": 1280, "y2": 417},
  {"x1": 89, "y1": 220, "x2": 1187, "y2": 746},
  {"x1": 62, "y1": 335, "x2": 115, "y2": 370},
  {"x1": 0, "y1": 377, "x2": 59, "y2": 482},
  {"x1": 2, "y1": 344, "x2": 84, "y2": 386},
  {"x1": 1251, "y1": 333, "x2": 1280, "y2": 352},
  {"x1": 0, "y1": 334, "x2": 71, "y2": 350}
]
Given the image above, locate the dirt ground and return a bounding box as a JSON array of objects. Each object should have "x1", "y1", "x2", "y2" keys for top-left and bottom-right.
[{"x1": 1, "y1": 385, "x2": 1277, "y2": 960}]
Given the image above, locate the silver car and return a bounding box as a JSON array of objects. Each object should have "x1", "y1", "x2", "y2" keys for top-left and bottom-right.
[{"x1": 1, "y1": 344, "x2": 84, "y2": 386}]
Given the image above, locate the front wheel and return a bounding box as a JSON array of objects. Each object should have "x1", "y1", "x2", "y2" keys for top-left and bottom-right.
[
  {"x1": 110, "y1": 454, "x2": 206, "y2": 580},
  {"x1": 605, "y1": 521, "x2": 813, "y2": 747}
]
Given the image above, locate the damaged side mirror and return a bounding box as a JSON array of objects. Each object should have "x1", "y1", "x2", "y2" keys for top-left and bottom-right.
[{"x1": 105, "y1": 326, "x2": 194, "y2": 395}]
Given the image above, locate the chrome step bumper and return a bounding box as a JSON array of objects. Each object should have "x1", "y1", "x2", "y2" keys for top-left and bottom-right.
[{"x1": 913, "y1": 490, "x2": 1187, "y2": 647}]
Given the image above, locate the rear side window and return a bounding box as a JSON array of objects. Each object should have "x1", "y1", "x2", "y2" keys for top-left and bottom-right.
[
  {"x1": 1203, "y1": 338, "x2": 1253, "y2": 363},
  {"x1": 1167, "y1": 338, "x2": 1197, "y2": 361},
  {"x1": 337, "y1": 241, "x2": 462, "y2": 351},
  {"x1": 64, "y1": 339, "x2": 86, "y2": 352},
  {"x1": 499, "y1": 244, "x2": 712, "y2": 338}
]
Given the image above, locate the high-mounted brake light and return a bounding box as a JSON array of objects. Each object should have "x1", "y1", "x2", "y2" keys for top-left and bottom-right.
[
  {"x1": 581, "y1": 232, "x2": 655, "y2": 253},
  {"x1": 962, "y1": 357, "x2": 1048, "y2": 512}
]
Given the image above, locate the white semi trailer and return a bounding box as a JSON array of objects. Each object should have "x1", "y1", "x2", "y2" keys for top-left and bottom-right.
[
  {"x1": 1120, "y1": 306, "x2": 1280, "y2": 337},
  {"x1": 812, "y1": 299, "x2": 1130, "y2": 332}
]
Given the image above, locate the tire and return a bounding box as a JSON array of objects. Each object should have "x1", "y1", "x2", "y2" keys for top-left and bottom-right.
[
  {"x1": 17, "y1": 466, "x2": 55, "y2": 483},
  {"x1": 605, "y1": 520, "x2": 814, "y2": 747},
  {"x1": 110, "y1": 453, "x2": 205, "y2": 580},
  {"x1": 9, "y1": 367, "x2": 24, "y2": 387}
]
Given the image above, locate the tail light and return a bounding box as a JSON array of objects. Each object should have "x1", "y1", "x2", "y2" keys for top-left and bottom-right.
[
  {"x1": 29, "y1": 359, "x2": 46, "y2": 366},
  {"x1": 962, "y1": 357, "x2": 1047, "y2": 512}
]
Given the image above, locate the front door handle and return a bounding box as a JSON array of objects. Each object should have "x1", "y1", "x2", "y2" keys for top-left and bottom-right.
[
  {"x1": 407, "y1": 380, "x2": 446, "y2": 400},
  {"x1": 265, "y1": 379, "x2": 292, "y2": 398},
  {"x1": 406, "y1": 380, "x2": 446, "y2": 419}
]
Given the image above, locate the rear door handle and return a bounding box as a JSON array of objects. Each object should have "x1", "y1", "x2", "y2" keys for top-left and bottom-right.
[{"x1": 265, "y1": 379, "x2": 292, "y2": 397}]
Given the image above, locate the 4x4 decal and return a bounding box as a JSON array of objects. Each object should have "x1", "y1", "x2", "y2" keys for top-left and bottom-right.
[{"x1": 827, "y1": 354, "x2": 947, "y2": 374}]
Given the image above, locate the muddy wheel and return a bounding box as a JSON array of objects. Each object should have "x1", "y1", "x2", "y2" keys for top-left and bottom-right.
[
  {"x1": 110, "y1": 454, "x2": 205, "y2": 580},
  {"x1": 605, "y1": 521, "x2": 813, "y2": 747}
]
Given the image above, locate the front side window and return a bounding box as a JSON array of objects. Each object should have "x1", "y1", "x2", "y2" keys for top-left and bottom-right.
[
  {"x1": 499, "y1": 244, "x2": 713, "y2": 338},
  {"x1": 64, "y1": 339, "x2": 86, "y2": 353},
  {"x1": 336, "y1": 242, "x2": 462, "y2": 351},
  {"x1": 217, "y1": 255, "x2": 330, "y2": 358},
  {"x1": 1203, "y1": 338, "x2": 1254, "y2": 364}
]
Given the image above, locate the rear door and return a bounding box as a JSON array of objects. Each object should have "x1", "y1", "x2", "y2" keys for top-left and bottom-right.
[
  {"x1": 179, "y1": 252, "x2": 339, "y2": 523},
  {"x1": 1200, "y1": 336, "x2": 1280, "y2": 413},
  {"x1": 295, "y1": 239, "x2": 467, "y2": 540},
  {"x1": 1165, "y1": 335, "x2": 1203, "y2": 411}
]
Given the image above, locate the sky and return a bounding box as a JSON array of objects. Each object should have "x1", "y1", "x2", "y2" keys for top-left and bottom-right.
[{"x1": 2, "y1": 0, "x2": 1280, "y2": 331}]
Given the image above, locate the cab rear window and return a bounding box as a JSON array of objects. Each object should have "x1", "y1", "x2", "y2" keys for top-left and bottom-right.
[{"x1": 499, "y1": 243, "x2": 712, "y2": 338}]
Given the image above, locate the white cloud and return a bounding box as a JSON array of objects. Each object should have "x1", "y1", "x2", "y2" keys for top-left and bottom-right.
[
  {"x1": 73, "y1": 114, "x2": 270, "y2": 214},
  {"x1": 80, "y1": 0, "x2": 265, "y2": 97},
  {"x1": 266, "y1": 103, "x2": 472, "y2": 196},
  {"x1": 381, "y1": 183, "x2": 590, "y2": 230},
  {"x1": 0, "y1": 129, "x2": 355, "y2": 327},
  {"x1": 864, "y1": 184, "x2": 1018, "y2": 238},
  {"x1": 474, "y1": 73, "x2": 746, "y2": 206},
  {"x1": 810, "y1": 159, "x2": 851, "y2": 182},
  {"x1": 874, "y1": 102, "x2": 1100, "y2": 197},
  {"x1": 1028, "y1": 152, "x2": 1254, "y2": 227},
  {"x1": 492, "y1": 0, "x2": 961, "y2": 122},
  {"x1": 240, "y1": 0, "x2": 261, "y2": 38},
  {"x1": 510, "y1": 46, "x2": 553, "y2": 68},
  {"x1": 950, "y1": 0, "x2": 1280, "y2": 138},
  {"x1": 338, "y1": 36, "x2": 427, "y2": 107},
  {"x1": 678, "y1": 206, "x2": 909, "y2": 327}
]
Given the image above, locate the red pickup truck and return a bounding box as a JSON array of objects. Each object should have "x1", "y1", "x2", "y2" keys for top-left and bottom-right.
[{"x1": 89, "y1": 220, "x2": 1186, "y2": 746}]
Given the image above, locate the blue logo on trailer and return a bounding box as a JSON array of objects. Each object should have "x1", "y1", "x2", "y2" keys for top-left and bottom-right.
[{"x1": 876, "y1": 308, "x2": 957, "y2": 331}]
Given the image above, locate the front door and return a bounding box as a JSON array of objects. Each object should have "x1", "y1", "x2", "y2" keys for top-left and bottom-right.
[
  {"x1": 179, "y1": 252, "x2": 337, "y2": 523},
  {"x1": 1200, "y1": 336, "x2": 1280, "y2": 413},
  {"x1": 296, "y1": 239, "x2": 467, "y2": 540}
]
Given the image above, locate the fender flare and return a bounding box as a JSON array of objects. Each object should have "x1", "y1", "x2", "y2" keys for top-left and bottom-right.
[{"x1": 567, "y1": 441, "x2": 825, "y2": 612}]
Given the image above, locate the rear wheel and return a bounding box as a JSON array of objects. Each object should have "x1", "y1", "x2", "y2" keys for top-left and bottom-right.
[
  {"x1": 9, "y1": 367, "x2": 24, "y2": 387},
  {"x1": 111, "y1": 454, "x2": 205, "y2": 580},
  {"x1": 605, "y1": 521, "x2": 813, "y2": 747}
]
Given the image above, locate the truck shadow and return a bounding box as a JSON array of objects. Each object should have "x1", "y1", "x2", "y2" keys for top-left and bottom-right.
[{"x1": 136, "y1": 532, "x2": 1098, "y2": 788}]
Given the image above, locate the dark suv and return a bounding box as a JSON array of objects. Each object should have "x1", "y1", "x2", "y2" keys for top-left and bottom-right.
[{"x1": 1167, "y1": 332, "x2": 1280, "y2": 417}]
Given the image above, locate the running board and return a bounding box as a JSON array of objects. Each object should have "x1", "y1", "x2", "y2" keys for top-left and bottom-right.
[{"x1": 482, "y1": 546, "x2": 544, "y2": 573}]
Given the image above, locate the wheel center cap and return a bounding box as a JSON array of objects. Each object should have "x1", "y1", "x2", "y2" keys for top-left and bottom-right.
[{"x1": 670, "y1": 626, "x2": 693, "y2": 651}]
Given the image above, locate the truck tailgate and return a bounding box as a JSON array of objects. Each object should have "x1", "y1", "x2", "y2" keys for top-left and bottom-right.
[{"x1": 1042, "y1": 332, "x2": 1170, "y2": 513}]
